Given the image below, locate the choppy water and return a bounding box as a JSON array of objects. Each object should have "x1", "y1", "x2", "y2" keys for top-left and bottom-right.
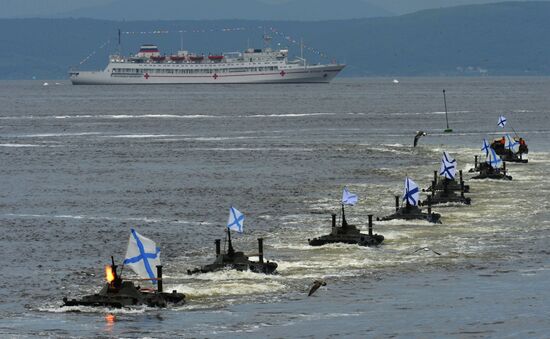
[{"x1": 0, "y1": 77, "x2": 549, "y2": 338}]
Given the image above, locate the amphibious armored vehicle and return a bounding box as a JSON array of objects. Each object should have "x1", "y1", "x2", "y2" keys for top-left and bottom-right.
[
  {"x1": 425, "y1": 170, "x2": 470, "y2": 193},
  {"x1": 63, "y1": 258, "x2": 185, "y2": 308},
  {"x1": 187, "y1": 235, "x2": 277, "y2": 275},
  {"x1": 470, "y1": 156, "x2": 512, "y2": 180},
  {"x1": 491, "y1": 137, "x2": 528, "y2": 163},
  {"x1": 378, "y1": 195, "x2": 441, "y2": 224},
  {"x1": 422, "y1": 170, "x2": 471, "y2": 205},
  {"x1": 308, "y1": 208, "x2": 384, "y2": 247}
]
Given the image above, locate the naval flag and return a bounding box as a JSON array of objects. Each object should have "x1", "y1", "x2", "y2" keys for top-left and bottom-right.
[
  {"x1": 481, "y1": 139, "x2": 491, "y2": 156},
  {"x1": 123, "y1": 229, "x2": 161, "y2": 284},
  {"x1": 342, "y1": 187, "x2": 358, "y2": 206},
  {"x1": 487, "y1": 147, "x2": 502, "y2": 169},
  {"x1": 227, "y1": 206, "x2": 244, "y2": 233},
  {"x1": 439, "y1": 152, "x2": 457, "y2": 180},
  {"x1": 403, "y1": 177, "x2": 420, "y2": 206},
  {"x1": 505, "y1": 134, "x2": 520, "y2": 153},
  {"x1": 497, "y1": 115, "x2": 507, "y2": 128}
]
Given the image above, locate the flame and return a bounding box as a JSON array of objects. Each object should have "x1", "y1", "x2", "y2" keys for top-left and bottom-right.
[
  {"x1": 105, "y1": 265, "x2": 115, "y2": 283},
  {"x1": 105, "y1": 314, "x2": 116, "y2": 324}
]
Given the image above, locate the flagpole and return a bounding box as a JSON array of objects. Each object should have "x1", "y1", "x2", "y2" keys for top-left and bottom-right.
[
  {"x1": 117, "y1": 28, "x2": 121, "y2": 56},
  {"x1": 223, "y1": 228, "x2": 227, "y2": 254},
  {"x1": 510, "y1": 124, "x2": 520, "y2": 139},
  {"x1": 227, "y1": 227, "x2": 235, "y2": 256},
  {"x1": 341, "y1": 203, "x2": 347, "y2": 227}
]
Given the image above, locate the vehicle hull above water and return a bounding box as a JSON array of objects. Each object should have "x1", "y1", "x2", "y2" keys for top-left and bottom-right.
[
  {"x1": 470, "y1": 160, "x2": 513, "y2": 180},
  {"x1": 187, "y1": 237, "x2": 278, "y2": 275},
  {"x1": 308, "y1": 232, "x2": 384, "y2": 247},
  {"x1": 62, "y1": 281, "x2": 185, "y2": 308},
  {"x1": 187, "y1": 251, "x2": 278, "y2": 275},
  {"x1": 308, "y1": 214, "x2": 384, "y2": 247},
  {"x1": 379, "y1": 205, "x2": 442, "y2": 224}
]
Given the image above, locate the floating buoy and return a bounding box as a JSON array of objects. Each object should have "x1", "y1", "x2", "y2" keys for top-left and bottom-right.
[
  {"x1": 393, "y1": 79, "x2": 399, "y2": 84},
  {"x1": 443, "y1": 89, "x2": 453, "y2": 132}
]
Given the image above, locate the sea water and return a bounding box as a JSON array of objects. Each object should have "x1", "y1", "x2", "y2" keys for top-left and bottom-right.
[{"x1": 0, "y1": 77, "x2": 549, "y2": 338}]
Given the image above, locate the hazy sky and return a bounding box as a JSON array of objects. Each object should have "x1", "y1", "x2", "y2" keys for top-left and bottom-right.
[{"x1": 2, "y1": 0, "x2": 546, "y2": 18}]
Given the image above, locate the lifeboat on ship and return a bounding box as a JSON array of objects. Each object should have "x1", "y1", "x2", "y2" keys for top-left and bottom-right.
[
  {"x1": 151, "y1": 56, "x2": 166, "y2": 62},
  {"x1": 208, "y1": 55, "x2": 224, "y2": 62},
  {"x1": 189, "y1": 55, "x2": 204, "y2": 62},
  {"x1": 170, "y1": 55, "x2": 186, "y2": 62}
]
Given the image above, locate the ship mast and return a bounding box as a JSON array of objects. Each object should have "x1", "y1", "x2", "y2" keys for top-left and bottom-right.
[
  {"x1": 300, "y1": 38, "x2": 306, "y2": 67},
  {"x1": 117, "y1": 28, "x2": 122, "y2": 56},
  {"x1": 263, "y1": 33, "x2": 272, "y2": 50}
]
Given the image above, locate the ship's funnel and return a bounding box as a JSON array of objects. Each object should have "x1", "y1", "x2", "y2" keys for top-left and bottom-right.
[
  {"x1": 215, "y1": 239, "x2": 221, "y2": 257},
  {"x1": 368, "y1": 215, "x2": 373, "y2": 236},
  {"x1": 258, "y1": 238, "x2": 264, "y2": 263},
  {"x1": 156, "y1": 265, "x2": 163, "y2": 293}
]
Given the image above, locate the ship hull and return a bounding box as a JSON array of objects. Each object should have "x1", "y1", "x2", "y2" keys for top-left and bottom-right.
[{"x1": 71, "y1": 65, "x2": 345, "y2": 85}]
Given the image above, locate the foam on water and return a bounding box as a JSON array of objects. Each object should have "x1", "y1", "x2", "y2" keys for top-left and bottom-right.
[
  {"x1": 39, "y1": 305, "x2": 148, "y2": 314},
  {"x1": 0, "y1": 213, "x2": 197, "y2": 225},
  {"x1": 0, "y1": 143, "x2": 42, "y2": 147},
  {"x1": 17, "y1": 132, "x2": 102, "y2": 138},
  {"x1": 169, "y1": 280, "x2": 287, "y2": 299},
  {"x1": 245, "y1": 113, "x2": 336, "y2": 118}
]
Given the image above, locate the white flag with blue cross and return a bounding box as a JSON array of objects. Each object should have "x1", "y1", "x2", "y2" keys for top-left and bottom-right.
[
  {"x1": 487, "y1": 147, "x2": 502, "y2": 169},
  {"x1": 342, "y1": 187, "x2": 358, "y2": 206},
  {"x1": 497, "y1": 115, "x2": 507, "y2": 128},
  {"x1": 505, "y1": 134, "x2": 519, "y2": 153},
  {"x1": 123, "y1": 229, "x2": 161, "y2": 284},
  {"x1": 481, "y1": 139, "x2": 490, "y2": 157},
  {"x1": 439, "y1": 151, "x2": 457, "y2": 180},
  {"x1": 403, "y1": 177, "x2": 420, "y2": 207},
  {"x1": 227, "y1": 206, "x2": 244, "y2": 233}
]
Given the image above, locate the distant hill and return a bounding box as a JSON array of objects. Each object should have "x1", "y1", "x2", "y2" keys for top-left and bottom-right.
[
  {"x1": 59, "y1": 0, "x2": 393, "y2": 21},
  {"x1": 2, "y1": 2, "x2": 550, "y2": 79}
]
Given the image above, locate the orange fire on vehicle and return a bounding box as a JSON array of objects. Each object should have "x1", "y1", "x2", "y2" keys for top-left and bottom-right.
[{"x1": 105, "y1": 265, "x2": 115, "y2": 283}]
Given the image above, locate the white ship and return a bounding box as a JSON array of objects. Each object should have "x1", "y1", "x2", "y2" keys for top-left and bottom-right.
[{"x1": 70, "y1": 43, "x2": 345, "y2": 85}]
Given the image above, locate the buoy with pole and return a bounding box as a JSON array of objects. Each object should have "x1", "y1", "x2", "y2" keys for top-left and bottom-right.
[{"x1": 443, "y1": 89, "x2": 453, "y2": 133}]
